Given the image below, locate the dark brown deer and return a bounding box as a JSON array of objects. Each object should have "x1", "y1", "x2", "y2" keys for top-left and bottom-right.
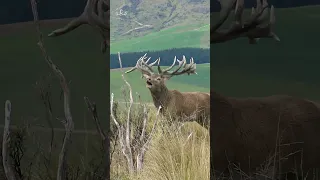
[
  {"x1": 211, "y1": 90, "x2": 320, "y2": 179},
  {"x1": 211, "y1": 0, "x2": 320, "y2": 179},
  {"x1": 125, "y1": 54, "x2": 210, "y2": 127}
]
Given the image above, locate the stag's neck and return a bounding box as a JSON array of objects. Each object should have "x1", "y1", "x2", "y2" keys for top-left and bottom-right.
[{"x1": 149, "y1": 86, "x2": 172, "y2": 110}]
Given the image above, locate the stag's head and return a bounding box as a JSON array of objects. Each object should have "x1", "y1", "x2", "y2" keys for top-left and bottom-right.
[{"x1": 125, "y1": 54, "x2": 197, "y2": 93}]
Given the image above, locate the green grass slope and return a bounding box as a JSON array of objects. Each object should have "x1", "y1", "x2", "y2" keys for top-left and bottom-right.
[
  {"x1": 110, "y1": 64, "x2": 210, "y2": 102},
  {"x1": 110, "y1": 23, "x2": 209, "y2": 53}
]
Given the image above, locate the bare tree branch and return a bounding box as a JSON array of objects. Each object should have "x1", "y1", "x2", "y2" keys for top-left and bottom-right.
[
  {"x1": 34, "y1": 74, "x2": 55, "y2": 155},
  {"x1": 84, "y1": 97, "x2": 106, "y2": 140},
  {"x1": 136, "y1": 105, "x2": 161, "y2": 171},
  {"x1": 3, "y1": 100, "x2": 20, "y2": 180},
  {"x1": 117, "y1": 52, "x2": 134, "y2": 173},
  {"x1": 211, "y1": 0, "x2": 280, "y2": 44},
  {"x1": 30, "y1": 0, "x2": 74, "y2": 179},
  {"x1": 83, "y1": 97, "x2": 110, "y2": 179}
]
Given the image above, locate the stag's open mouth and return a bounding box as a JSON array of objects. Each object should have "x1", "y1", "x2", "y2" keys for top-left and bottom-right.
[{"x1": 146, "y1": 81, "x2": 152, "y2": 88}]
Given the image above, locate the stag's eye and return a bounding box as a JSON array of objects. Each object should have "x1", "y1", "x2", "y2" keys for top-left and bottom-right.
[{"x1": 156, "y1": 78, "x2": 161, "y2": 81}]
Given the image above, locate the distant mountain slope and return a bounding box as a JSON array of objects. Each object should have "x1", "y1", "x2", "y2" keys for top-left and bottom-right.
[{"x1": 110, "y1": 0, "x2": 210, "y2": 42}]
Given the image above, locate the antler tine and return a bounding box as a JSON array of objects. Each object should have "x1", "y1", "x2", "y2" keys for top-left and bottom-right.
[
  {"x1": 244, "y1": 0, "x2": 269, "y2": 27},
  {"x1": 234, "y1": 0, "x2": 244, "y2": 26},
  {"x1": 141, "y1": 57, "x2": 158, "y2": 72},
  {"x1": 125, "y1": 54, "x2": 157, "y2": 74},
  {"x1": 158, "y1": 56, "x2": 178, "y2": 74},
  {"x1": 211, "y1": 0, "x2": 236, "y2": 33},
  {"x1": 144, "y1": 57, "x2": 152, "y2": 64},
  {"x1": 125, "y1": 61, "x2": 139, "y2": 74},
  {"x1": 48, "y1": 0, "x2": 108, "y2": 36},
  {"x1": 164, "y1": 56, "x2": 187, "y2": 75},
  {"x1": 269, "y1": 6, "x2": 280, "y2": 41},
  {"x1": 256, "y1": 0, "x2": 262, "y2": 13},
  {"x1": 125, "y1": 54, "x2": 147, "y2": 73},
  {"x1": 251, "y1": 7, "x2": 255, "y2": 15},
  {"x1": 161, "y1": 56, "x2": 197, "y2": 77},
  {"x1": 212, "y1": 0, "x2": 280, "y2": 44},
  {"x1": 179, "y1": 56, "x2": 197, "y2": 75},
  {"x1": 255, "y1": 0, "x2": 269, "y2": 23}
]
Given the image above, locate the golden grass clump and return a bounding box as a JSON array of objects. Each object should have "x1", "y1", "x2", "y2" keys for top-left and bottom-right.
[{"x1": 137, "y1": 119, "x2": 210, "y2": 180}]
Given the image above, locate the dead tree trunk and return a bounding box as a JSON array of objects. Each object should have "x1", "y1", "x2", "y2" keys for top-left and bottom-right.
[{"x1": 30, "y1": 0, "x2": 74, "y2": 179}]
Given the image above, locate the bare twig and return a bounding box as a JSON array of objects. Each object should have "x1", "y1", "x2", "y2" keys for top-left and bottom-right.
[
  {"x1": 9, "y1": 127, "x2": 26, "y2": 179},
  {"x1": 84, "y1": 97, "x2": 106, "y2": 140},
  {"x1": 30, "y1": 0, "x2": 74, "y2": 179},
  {"x1": 3, "y1": 100, "x2": 20, "y2": 180},
  {"x1": 83, "y1": 97, "x2": 110, "y2": 179},
  {"x1": 117, "y1": 52, "x2": 134, "y2": 173},
  {"x1": 137, "y1": 105, "x2": 161, "y2": 171},
  {"x1": 34, "y1": 75, "x2": 55, "y2": 175}
]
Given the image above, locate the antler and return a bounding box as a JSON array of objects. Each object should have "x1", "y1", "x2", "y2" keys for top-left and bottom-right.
[
  {"x1": 48, "y1": 0, "x2": 110, "y2": 53},
  {"x1": 158, "y1": 56, "x2": 197, "y2": 77},
  {"x1": 125, "y1": 53, "x2": 159, "y2": 75},
  {"x1": 211, "y1": 0, "x2": 280, "y2": 44},
  {"x1": 125, "y1": 54, "x2": 197, "y2": 78}
]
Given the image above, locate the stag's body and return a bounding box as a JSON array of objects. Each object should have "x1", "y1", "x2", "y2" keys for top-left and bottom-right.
[
  {"x1": 151, "y1": 88, "x2": 210, "y2": 126},
  {"x1": 211, "y1": 90, "x2": 320, "y2": 179},
  {"x1": 126, "y1": 54, "x2": 210, "y2": 127}
]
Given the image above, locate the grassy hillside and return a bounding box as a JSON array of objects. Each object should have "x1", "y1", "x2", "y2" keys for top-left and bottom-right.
[
  {"x1": 111, "y1": 23, "x2": 209, "y2": 53},
  {"x1": 110, "y1": 64, "x2": 210, "y2": 102}
]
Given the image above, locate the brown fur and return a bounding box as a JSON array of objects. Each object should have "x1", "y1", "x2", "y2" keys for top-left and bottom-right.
[
  {"x1": 211, "y1": 90, "x2": 320, "y2": 178},
  {"x1": 144, "y1": 74, "x2": 210, "y2": 127}
]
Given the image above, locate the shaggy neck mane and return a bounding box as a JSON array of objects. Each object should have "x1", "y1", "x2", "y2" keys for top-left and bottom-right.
[{"x1": 150, "y1": 85, "x2": 171, "y2": 110}]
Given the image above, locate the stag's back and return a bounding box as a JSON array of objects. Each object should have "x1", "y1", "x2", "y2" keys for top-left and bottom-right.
[{"x1": 212, "y1": 93, "x2": 320, "y2": 175}]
